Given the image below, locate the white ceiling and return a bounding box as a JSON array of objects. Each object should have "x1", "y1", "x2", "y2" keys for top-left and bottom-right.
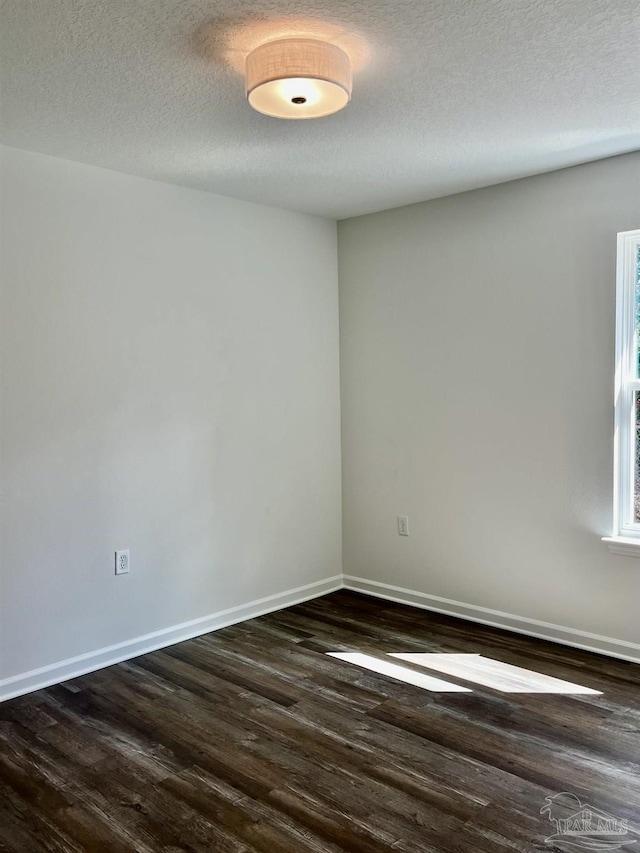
[{"x1": 1, "y1": 0, "x2": 639, "y2": 219}]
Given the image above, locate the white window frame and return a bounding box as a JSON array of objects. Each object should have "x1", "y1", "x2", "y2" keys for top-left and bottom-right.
[{"x1": 604, "y1": 229, "x2": 640, "y2": 556}]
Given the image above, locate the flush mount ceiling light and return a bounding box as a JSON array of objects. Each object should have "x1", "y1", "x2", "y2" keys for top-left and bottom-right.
[{"x1": 246, "y1": 38, "x2": 352, "y2": 119}]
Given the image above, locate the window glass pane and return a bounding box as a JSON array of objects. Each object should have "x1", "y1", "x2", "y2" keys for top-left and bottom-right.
[
  {"x1": 616, "y1": 233, "x2": 640, "y2": 535},
  {"x1": 635, "y1": 391, "x2": 640, "y2": 523}
]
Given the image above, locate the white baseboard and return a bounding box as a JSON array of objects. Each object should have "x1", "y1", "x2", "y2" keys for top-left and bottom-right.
[
  {"x1": 0, "y1": 575, "x2": 343, "y2": 703},
  {"x1": 4, "y1": 572, "x2": 638, "y2": 702},
  {"x1": 344, "y1": 575, "x2": 640, "y2": 665}
]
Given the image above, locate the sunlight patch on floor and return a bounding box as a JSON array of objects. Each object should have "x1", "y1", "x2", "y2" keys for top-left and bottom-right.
[
  {"x1": 326, "y1": 652, "x2": 471, "y2": 692},
  {"x1": 389, "y1": 653, "x2": 601, "y2": 694}
]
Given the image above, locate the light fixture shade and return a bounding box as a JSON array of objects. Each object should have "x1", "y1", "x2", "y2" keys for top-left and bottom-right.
[{"x1": 246, "y1": 38, "x2": 352, "y2": 119}]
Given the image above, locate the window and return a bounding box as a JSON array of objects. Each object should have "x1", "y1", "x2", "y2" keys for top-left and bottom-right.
[{"x1": 604, "y1": 229, "x2": 640, "y2": 555}]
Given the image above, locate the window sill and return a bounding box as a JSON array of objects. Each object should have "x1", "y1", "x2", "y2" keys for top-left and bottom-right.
[{"x1": 602, "y1": 536, "x2": 640, "y2": 557}]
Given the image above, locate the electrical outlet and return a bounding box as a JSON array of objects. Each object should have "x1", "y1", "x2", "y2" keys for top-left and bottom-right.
[
  {"x1": 115, "y1": 550, "x2": 130, "y2": 575},
  {"x1": 397, "y1": 516, "x2": 409, "y2": 536}
]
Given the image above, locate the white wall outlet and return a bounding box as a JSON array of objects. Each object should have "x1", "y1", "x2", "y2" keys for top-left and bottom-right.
[
  {"x1": 115, "y1": 549, "x2": 130, "y2": 575},
  {"x1": 397, "y1": 516, "x2": 409, "y2": 536}
]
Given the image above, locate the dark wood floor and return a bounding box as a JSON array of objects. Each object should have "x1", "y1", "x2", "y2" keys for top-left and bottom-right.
[{"x1": 1, "y1": 590, "x2": 639, "y2": 852}]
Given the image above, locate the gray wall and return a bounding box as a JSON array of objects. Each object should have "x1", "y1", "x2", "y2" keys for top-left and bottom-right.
[
  {"x1": 338, "y1": 152, "x2": 640, "y2": 646},
  {"x1": 3, "y1": 143, "x2": 639, "y2": 689},
  {"x1": 0, "y1": 146, "x2": 342, "y2": 682}
]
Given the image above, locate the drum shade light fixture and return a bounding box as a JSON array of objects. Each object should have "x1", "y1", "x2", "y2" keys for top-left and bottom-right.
[{"x1": 246, "y1": 38, "x2": 352, "y2": 119}]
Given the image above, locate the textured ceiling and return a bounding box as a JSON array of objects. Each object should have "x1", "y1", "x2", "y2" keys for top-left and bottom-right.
[{"x1": 1, "y1": 0, "x2": 639, "y2": 218}]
